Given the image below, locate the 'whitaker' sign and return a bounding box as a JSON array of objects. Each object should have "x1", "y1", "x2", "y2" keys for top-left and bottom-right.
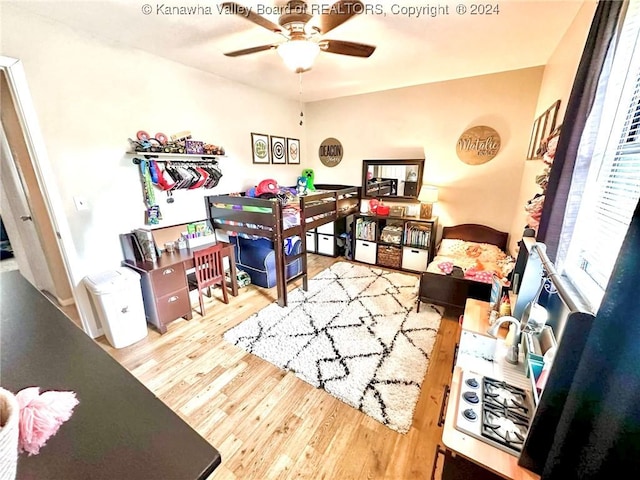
[{"x1": 456, "y1": 126, "x2": 501, "y2": 165}]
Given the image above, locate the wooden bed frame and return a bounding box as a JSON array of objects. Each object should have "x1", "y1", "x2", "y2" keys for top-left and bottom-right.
[
  {"x1": 417, "y1": 223, "x2": 510, "y2": 312},
  {"x1": 205, "y1": 185, "x2": 360, "y2": 307}
]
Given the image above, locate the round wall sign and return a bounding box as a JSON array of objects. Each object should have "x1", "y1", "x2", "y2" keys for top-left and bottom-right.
[
  {"x1": 318, "y1": 138, "x2": 343, "y2": 167},
  {"x1": 456, "y1": 126, "x2": 501, "y2": 165}
]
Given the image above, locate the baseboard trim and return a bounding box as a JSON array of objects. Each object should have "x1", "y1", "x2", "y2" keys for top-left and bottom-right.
[{"x1": 41, "y1": 289, "x2": 74, "y2": 307}]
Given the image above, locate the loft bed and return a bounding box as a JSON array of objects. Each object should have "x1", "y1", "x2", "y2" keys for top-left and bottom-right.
[
  {"x1": 365, "y1": 178, "x2": 395, "y2": 197},
  {"x1": 417, "y1": 224, "x2": 516, "y2": 311},
  {"x1": 205, "y1": 184, "x2": 360, "y2": 307}
]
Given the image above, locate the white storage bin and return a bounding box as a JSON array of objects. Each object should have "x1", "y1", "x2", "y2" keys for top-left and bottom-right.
[
  {"x1": 306, "y1": 231, "x2": 317, "y2": 253},
  {"x1": 355, "y1": 239, "x2": 377, "y2": 264},
  {"x1": 83, "y1": 268, "x2": 147, "y2": 348},
  {"x1": 317, "y1": 234, "x2": 335, "y2": 256},
  {"x1": 402, "y1": 246, "x2": 430, "y2": 271},
  {"x1": 316, "y1": 222, "x2": 335, "y2": 235}
]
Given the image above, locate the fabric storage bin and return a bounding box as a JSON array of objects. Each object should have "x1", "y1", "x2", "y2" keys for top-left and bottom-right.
[
  {"x1": 305, "y1": 231, "x2": 316, "y2": 253},
  {"x1": 317, "y1": 234, "x2": 335, "y2": 256},
  {"x1": 316, "y1": 222, "x2": 334, "y2": 235},
  {"x1": 355, "y1": 239, "x2": 377, "y2": 264},
  {"x1": 377, "y1": 245, "x2": 401, "y2": 269},
  {"x1": 402, "y1": 246, "x2": 430, "y2": 271},
  {"x1": 380, "y1": 225, "x2": 403, "y2": 244}
]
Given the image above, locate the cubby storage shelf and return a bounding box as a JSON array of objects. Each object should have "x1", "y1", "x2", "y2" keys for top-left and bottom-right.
[{"x1": 353, "y1": 214, "x2": 438, "y2": 273}]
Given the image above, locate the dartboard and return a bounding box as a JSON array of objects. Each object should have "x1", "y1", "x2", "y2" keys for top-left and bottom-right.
[{"x1": 272, "y1": 138, "x2": 285, "y2": 162}]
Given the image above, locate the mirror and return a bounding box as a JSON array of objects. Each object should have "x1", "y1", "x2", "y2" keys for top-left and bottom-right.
[{"x1": 361, "y1": 159, "x2": 425, "y2": 202}]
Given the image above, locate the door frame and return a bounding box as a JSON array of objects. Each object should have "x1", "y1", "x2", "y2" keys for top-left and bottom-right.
[{"x1": 1, "y1": 56, "x2": 97, "y2": 336}]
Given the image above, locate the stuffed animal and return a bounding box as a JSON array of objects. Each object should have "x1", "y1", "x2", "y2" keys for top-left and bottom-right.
[
  {"x1": 296, "y1": 176, "x2": 308, "y2": 195},
  {"x1": 301, "y1": 168, "x2": 316, "y2": 191}
]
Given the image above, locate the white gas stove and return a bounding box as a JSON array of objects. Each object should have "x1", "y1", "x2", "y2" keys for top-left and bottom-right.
[{"x1": 455, "y1": 369, "x2": 534, "y2": 456}]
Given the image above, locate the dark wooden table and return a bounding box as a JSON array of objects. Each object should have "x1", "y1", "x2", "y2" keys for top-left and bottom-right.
[{"x1": 0, "y1": 270, "x2": 221, "y2": 479}]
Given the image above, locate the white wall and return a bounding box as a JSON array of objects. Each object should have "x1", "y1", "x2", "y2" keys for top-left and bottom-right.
[
  {"x1": 2, "y1": 4, "x2": 307, "y2": 277},
  {"x1": 509, "y1": 1, "x2": 597, "y2": 250},
  {"x1": 306, "y1": 67, "x2": 544, "y2": 250}
]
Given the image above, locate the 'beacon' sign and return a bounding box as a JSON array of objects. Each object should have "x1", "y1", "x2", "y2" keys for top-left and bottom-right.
[{"x1": 318, "y1": 138, "x2": 343, "y2": 167}]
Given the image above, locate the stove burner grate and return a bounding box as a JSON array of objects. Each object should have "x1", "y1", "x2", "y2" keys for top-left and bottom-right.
[
  {"x1": 483, "y1": 376, "x2": 530, "y2": 414},
  {"x1": 480, "y1": 377, "x2": 532, "y2": 452}
]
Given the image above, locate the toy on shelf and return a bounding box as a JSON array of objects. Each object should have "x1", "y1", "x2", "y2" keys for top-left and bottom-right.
[
  {"x1": 128, "y1": 130, "x2": 224, "y2": 157},
  {"x1": 296, "y1": 176, "x2": 308, "y2": 195},
  {"x1": 301, "y1": 168, "x2": 316, "y2": 191},
  {"x1": 255, "y1": 179, "x2": 279, "y2": 198}
]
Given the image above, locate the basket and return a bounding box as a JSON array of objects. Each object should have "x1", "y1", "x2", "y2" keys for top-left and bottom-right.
[
  {"x1": 0, "y1": 387, "x2": 19, "y2": 480},
  {"x1": 380, "y1": 225, "x2": 403, "y2": 245},
  {"x1": 377, "y1": 245, "x2": 401, "y2": 269}
]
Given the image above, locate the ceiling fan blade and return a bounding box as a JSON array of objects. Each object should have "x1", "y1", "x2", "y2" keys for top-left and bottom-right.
[
  {"x1": 220, "y1": 2, "x2": 282, "y2": 33},
  {"x1": 317, "y1": 0, "x2": 364, "y2": 34},
  {"x1": 320, "y1": 40, "x2": 375, "y2": 58},
  {"x1": 224, "y1": 44, "x2": 277, "y2": 57}
]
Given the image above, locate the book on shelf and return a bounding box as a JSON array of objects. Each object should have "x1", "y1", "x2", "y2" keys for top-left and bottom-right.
[
  {"x1": 355, "y1": 218, "x2": 376, "y2": 241},
  {"x1": 404, "y1": 223, "x2": 431, "y2": 248},
  {"x1": 132, "y1": 228, "x2": 160, "y2": 262}
]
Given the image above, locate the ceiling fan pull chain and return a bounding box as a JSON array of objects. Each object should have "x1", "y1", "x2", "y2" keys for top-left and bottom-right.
[{"x1": 299, "y1": 72, "x2": 304, "y2": 126}]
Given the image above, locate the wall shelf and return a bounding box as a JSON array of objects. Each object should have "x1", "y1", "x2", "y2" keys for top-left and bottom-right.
[{"x1": 128, "y1": 152, "x2": 225, "y2": 164}]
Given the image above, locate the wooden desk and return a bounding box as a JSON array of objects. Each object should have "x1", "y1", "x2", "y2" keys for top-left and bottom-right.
[
  {"x1": 440, "y1": 299, "x2": 540, "y2": 480},
  {"x1": 124, "y1": 241, "x2": 238, "y2": 333},
  {"x1": 0, "y1": 270, "x2": 222, "y2": 479}
]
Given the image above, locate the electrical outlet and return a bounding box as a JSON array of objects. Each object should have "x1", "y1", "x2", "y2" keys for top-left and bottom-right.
[{"x1": 73, "y1": 196, "x2": 89, "y2": 211}]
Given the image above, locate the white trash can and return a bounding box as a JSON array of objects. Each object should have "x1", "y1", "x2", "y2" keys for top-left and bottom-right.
[{"x1": 83, "y1": 267, "x2": 147, "y2": 348}]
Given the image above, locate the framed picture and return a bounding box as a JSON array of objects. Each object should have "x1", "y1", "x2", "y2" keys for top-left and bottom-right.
[
  {"x1": 286, "y1": 138, "x2": 300, "y2": 164},
  {"x1": 251, "y1": 133, "x2": 270, "y2": 164},
  {"x1": 270, "y1": 135, "x2": 286, "y2": 164},
  {"x1": 527, "y1": 100, "x2": 561, "y2": 160}
]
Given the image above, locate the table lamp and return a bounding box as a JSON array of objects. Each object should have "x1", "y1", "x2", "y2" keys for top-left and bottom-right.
[{"x1": 418, "y1": 186, "x2": 438, "y2": 219}]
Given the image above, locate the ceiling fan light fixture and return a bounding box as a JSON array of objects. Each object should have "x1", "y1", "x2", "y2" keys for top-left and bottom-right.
[{"x1": 277, "y1": 39, "x2": 320, "y2": 73}]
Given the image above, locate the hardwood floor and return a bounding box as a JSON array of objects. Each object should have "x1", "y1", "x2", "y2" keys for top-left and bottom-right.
[{"x1": 98, "y1": 255, "x2": 461, "y2": 479}]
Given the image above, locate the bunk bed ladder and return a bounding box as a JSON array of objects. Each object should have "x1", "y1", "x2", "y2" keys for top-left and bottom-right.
[
  {"x1": 299, "y1": 205, "x2": 309, "y2": 293},
  {"x1": 274, "y1": 202, "x2": 309, "y2": 308}
]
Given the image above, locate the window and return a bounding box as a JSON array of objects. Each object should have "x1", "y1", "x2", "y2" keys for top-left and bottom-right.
[{"x1": 559, "y1": 1, "x2": 640, "y2": 311}]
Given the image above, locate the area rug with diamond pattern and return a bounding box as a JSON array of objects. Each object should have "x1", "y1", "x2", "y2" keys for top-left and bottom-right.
[{"x1": 223, "y1": 261, "x2": 444, "y2": 433}]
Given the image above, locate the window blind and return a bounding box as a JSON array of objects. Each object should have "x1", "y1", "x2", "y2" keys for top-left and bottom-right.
[{"x1": 581, "y1": 78, "x2": 640, "y2": 288}]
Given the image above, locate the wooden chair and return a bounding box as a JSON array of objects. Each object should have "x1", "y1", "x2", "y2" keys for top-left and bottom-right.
[{"x1": 188, "y1": 243, "x2": 229, "y2": 316}]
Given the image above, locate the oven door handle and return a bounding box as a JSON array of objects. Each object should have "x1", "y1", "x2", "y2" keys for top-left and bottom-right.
[
  {"x1": 430, "y1": 444, "x2": 447, "y2": 480},
  {"x1": 452, "y1": 343, "x2": 459, "y2": 373},
  {"x1": 437, "y1": 384, "x2": 450, "y2": 427}
]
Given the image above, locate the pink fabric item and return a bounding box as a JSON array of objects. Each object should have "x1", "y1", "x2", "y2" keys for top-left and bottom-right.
[
  {"x1": 465, "y1": 270, "x2": 494, "y2": 284},
  {"x1": 438, "y1": 261, "x2": 453, "y2": 275},
  {"x1": 15, "y1": 387, "x2": 79, "y2": 455}
]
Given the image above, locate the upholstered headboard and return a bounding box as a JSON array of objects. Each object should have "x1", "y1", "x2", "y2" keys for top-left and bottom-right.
[{"x1": 441, "y1": 224, "x2": 509, "y2": 252}]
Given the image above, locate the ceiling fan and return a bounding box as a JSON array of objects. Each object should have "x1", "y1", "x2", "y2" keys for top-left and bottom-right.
[{"x1": 221, "y1": 0, "x2": 376, "y2": 72}]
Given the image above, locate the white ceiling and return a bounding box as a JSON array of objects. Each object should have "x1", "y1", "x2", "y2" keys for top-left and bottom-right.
[{"x1": 9, "y1": 0, "x2": 587, "y2": 102}]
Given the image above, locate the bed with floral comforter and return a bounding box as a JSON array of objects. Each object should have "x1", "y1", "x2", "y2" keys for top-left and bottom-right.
[{"x1": 418, "y1": 224, "x2": 515, "y2": 311}]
